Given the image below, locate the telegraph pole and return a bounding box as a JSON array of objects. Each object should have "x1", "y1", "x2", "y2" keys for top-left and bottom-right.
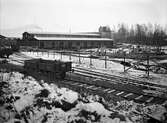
[
  {"x1": 146, "y1": 53, "x2": 150, "y2": 78},
  {"x1": 105, "y1": 50, "x2": 107, "y2": 69},
  {"x1": 78, "y1": 48, "x2": 81, "y2": 64},
  {"x1": 47, "y1": 51, "x2": 49, "y2": 57},
  {"x1": 60, "y1": 51, "x2": 62, "y2": 60},
  {"x1": 37, "y1": 39, "x2": 40, "y2": 56},
  {"x1": 123, "y1": 52, "x2": 126, "y2": 72},
  {"x1": 54, "y1": 50, "x2": 56, "y2": 59},
  {"x1": 53, "y1": 50, "x2": 54, "y2": 59},
  {"x1": 69, "y1": 51, "x2": 71, "y2": 61},
  {"x1": 90, "y1": 51, "x2": 92, "y2": 67}
]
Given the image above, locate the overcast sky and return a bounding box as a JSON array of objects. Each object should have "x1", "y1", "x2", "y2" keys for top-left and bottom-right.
[{"x1": 0, "y1": 0, "x2": 167, "y2": 33}]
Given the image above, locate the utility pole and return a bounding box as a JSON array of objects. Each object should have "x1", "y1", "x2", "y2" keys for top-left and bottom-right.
[
  {"x1": 47, "y1": 51, "x2": 49, "y2": 57},
  {"x1": 146, "y1": 53, "x2": 150, "y2": 78},
  {"x1": 42, "y1": 50, "x2": 44, "y2": 56},
  {"x1": 123, "y1": 52, "x2": 126, "y2": 72},
  {"x1": 105, "y1": 50, "x2": 107, "y2": 69},
  {"x1": 60, "y1": 51, "x2": 62, "y2": 60},
  {"x1": 53, "y1": 51, "x2": 55, "y2": 59},
  {"x1": 69, "y1": 51, "x2": 71, "y2": 61},
  {"x1": 90, "y1": 51, "x2": 92, "y2": 67},
  {"x1": 38, "y1": 39, "x2": 40, "y2": 49},
  {"x1": 79, "y1": 48, "x2": 81, "y2": 64}
]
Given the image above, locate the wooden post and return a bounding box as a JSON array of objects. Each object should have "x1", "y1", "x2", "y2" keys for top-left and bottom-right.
[
  {"x1": 47, "y1": 51, "x2": 49, "y2": 57},
  {"x1": 38, "y1": 39, "x2": 40, "y2": 49},
  {"x1": 105, "y1": 50, "x2": 107, "y2": 69},
  {"x1": 54, "y1": 50, "x2": 56, "y2": 59},
  {"x1": 146, "y1": 53, "x2": 150, "y2": 78},
  {"x1": 79, "y1": 49, "x2": 81, "y2": 64},
  {"x1": 61, "y1": 51, "x2": 62, "y2": 60},
  {"x1": 123, "y1": 52, "x2": 126, "y2": 72},
  {"x1": 90, "y1": 51, "x2": 92, "y2": 67},
  {"x1": 69, "y1": 51, "x2": 71, "y2": 61}
]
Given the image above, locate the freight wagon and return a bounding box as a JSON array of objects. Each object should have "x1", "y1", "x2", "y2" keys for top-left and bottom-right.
[{"x1": 24, "y1": 59, "x2": 72, "y2": 79}]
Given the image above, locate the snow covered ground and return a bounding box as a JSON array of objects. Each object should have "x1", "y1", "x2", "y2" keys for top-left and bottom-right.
[
  {"x1": 1, "y1": 50, "x2": 167, "y2": 123},
  {"x1": 1, "y1": 72, "x2": 167, "y2": 123},
  {"x1": 22, "y1": 51, "x2": 167, "y2": 86},
  {"x1": 0, "y1": 72, "x2": 137, "y2": 123}
]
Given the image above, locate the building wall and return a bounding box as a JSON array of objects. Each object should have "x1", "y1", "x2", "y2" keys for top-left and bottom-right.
[
  {"x1": 22, "y1": 32, "x2": 113, "y2": 49},
  {"x1": 38, "y1": 40, "x2": 113, "y2": 49},
  {"x1": 20, "y1": 39, "x2": 39, "y2": 48}
]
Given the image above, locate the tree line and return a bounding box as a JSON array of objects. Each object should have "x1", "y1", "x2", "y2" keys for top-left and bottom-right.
[{"x1": 100, "y1": 23, "x2": 167, "y2": 46}]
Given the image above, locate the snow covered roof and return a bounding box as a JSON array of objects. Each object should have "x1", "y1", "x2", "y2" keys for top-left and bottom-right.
[
  {"x1": 26, "y1": 32, "x2": 101, "y2": 39},
  {"x1": 28, "y1": 31, "x2": 101, "y2": 36},
  {"x1": 34, "y1": 36, "x2": 113, "y2": 41}
]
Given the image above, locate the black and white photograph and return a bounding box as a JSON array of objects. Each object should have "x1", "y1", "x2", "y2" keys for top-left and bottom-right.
[{"x1": 0, "y1": 0, "x2": 167, "y2": 122}]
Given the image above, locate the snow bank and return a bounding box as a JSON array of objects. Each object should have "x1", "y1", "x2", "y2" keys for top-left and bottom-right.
[
  {"x1": 143, "y1": 104, "x2": 167, "y2": 121},
  {"x1": 1, "y1": 71, "x2": 166, "y2": 123},
  {"x1": 0, "y1": 72, "x2": 135, "y2": 123},
  {"x1": 76, "y1": 102, "x2": 112, "y2": 115}
]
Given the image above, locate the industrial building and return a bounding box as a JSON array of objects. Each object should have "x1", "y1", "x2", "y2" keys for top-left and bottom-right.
[{"x1": 21, "y1": 31, "x2": 113, "y2": 50}]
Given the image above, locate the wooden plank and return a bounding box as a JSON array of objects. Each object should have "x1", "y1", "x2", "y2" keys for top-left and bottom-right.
[
  {"x1": 107, "y1": 89, "x2": 116, "y2": 93},
  {"x1": 116, "y1": 91, "x2": 124, "y2": 96},
  {"x1": 146, "y1": 97, "x2": 154, "y2": 103},
  {"x1": 135, "y1": 95, "x2": 143, "y2": 100},
  {"x1": 103, "y1": 88, "x2": 110, "y2": 92},
  {"x1": 124, "y1": 93, "x2": 133, "y2": 97}
]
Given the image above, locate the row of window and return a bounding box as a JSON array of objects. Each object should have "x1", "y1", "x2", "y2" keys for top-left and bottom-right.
[
  {"x1": 41, "y1": 40, "x2": 112, "y2": 48},
  {"x1": 21, "y1": 40, "x2": 113, "y2": 49}
]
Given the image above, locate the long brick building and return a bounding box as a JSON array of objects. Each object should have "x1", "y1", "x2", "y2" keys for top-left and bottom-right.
[{"x1": 21, "y1": 31, "x2": 113, "y2": 50}]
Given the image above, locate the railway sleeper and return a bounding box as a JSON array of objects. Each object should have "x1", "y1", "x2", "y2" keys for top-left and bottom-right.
[
  {"x1": 59, "y1": 79, "x2": 167, "y2": 104},
  {"x1": 116, "y1": 91, "x2": 125, "y2": 96},
  {"x1": 135, "y1": 95, "x2": 143, "y2": 100},
  {"x1": 61, "y1": 80, "x2": 167, "y2": 104},
  {"x1": 67, "y1": 74, "x2": 167, "y2": 103},
  {"x1": 107, "y1": 89, "x2": 116, "y2": 94},
  {"x1": 124, "y1": 93, "x2": 133, "y2": 98},
  {"x1": 70, "y1": 72, "x2": 165, "y2": 98}
]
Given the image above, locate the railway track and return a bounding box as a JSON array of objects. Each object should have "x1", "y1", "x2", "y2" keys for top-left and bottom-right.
[
  {"x1": 73, "y1": 67, "x2": 167, "y2": 91},
  {"x1": 5, "y1": 53, "x2": 167, "y2": 105},
  {"x1": 61, "y1": 78, "x2": 166, "y2": 105},
  {"x1": 68, "y1": 67, "x2": 167, "y2": 104}
]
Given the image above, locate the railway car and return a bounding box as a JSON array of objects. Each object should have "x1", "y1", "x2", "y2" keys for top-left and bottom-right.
[{"x1": 24, "y1": 59, "x2": 72, "y2": 79}]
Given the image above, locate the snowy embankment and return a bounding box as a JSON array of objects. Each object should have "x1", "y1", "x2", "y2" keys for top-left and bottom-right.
[
  {"x1": 1, "y1": 72, "x2": 167, "y2": 123},
  {"x1": 0, "y1": 72, "x2": 132, "y2": 123},
  {"x1": 22, "y1": 51, "x2": 167, "y2": 86}
]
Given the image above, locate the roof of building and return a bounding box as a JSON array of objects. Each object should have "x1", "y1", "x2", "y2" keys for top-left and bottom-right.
[
  {"x1": 34, "y1": 36, "x2": 113, "y2": 41},
  {"x1": 25, "y1": 32, "x2": 101, "y2": 38},
  {"x1": 27, "y1": 31, "x2": 100, "y2": 35}
]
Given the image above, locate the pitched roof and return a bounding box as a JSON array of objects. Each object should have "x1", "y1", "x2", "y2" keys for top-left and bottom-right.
[
  {"x1": 26, "y1": 31, "x2": 101, "y2": 38},
  {"x1": 34, "y1": 36, "x2": 113, "y2": 42}
]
